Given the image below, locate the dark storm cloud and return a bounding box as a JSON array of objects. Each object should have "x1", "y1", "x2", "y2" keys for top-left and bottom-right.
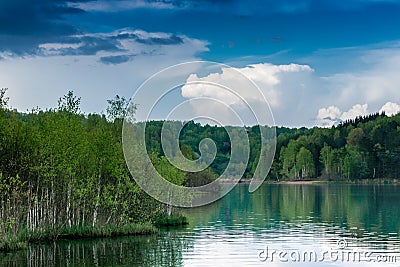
[
  {"x1": 54, "y1": 35, "x2": 124, "y2": 56},
  {"x1": 144, "y1": 0, "x2": 233, "y2": 8},
  {"x1": 2, "y1": 0, "x2": 398, "y2": 57},
  {"x1": 0, "y1": 0, "x2": 90, "y2": 36},
  {"x1": 37, "y1": 31, "x2": 185, "y2": 58},
  {"x1": 0, "y1": 0, "x2": 94, "y2": 56},
  {"x1": 99, "y1": 54, "x2": 134, "y2": 64},
  {"x1": 135, "y1": 35, "x2": 183, "y2": 45},
  {"x1": 0, "y1": 0, "x2": 190, "y2": 59},
  {"x1": 111, "y1": 31, "x2": 183, "y2": 45}
]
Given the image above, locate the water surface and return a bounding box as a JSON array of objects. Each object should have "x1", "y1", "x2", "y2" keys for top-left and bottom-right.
[{"x1": 1, "y1": 184, "x2": 400, "y2": 266}]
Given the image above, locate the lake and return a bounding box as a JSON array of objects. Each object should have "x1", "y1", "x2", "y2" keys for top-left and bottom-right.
[{"x1": 1, "y1": 184, "x2": 400, "y2": 266}]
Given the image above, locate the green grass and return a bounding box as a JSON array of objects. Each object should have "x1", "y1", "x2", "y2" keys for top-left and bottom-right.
[
  {"x1": 0, "y1": 235, "x2": 27, "y2": 252},
  {"x1": 154, "y1": 214, "x2": 189, "y2": 227},
  {"x1": 0, "y1": 214, "x2": 191, "y2": 253},
  {"x1": 0, "y1": 223, "x2": 157, "y2": 252}
]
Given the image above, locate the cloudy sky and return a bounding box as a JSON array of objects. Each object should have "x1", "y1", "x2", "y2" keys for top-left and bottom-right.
[{"x1": 1, "y1": 0, "x2": 400, "y2": 127}]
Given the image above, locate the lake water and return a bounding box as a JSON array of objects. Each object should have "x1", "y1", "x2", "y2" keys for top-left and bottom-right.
[{"x1": 1, "y1": 184, "x2": 400, "y2": 266}]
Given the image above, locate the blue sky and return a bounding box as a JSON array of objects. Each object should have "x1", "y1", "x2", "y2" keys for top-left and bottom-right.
[{"x1": 1, "y1": 0, "x2": 400, "y2": 126}]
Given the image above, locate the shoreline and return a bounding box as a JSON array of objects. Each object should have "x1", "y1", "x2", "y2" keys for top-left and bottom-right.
[
  {"x1": 1, "y1": 213, "x2": 190, "y2": 253},
  {"x1": 0, "y1": 223, "x2": 157, "y2": 253},
  {"x1": 220, "y1": 178, "x2": 399, "y2": 185}
]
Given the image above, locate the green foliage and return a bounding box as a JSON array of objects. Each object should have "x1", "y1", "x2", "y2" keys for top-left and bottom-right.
[
  {"x1": 0, "y1": 92, "x2": 164, "y2": 247},
  {"x1": 154, "y1": 214, "x2": 188, "y2": 227},
  {"x1": 347, "y1": 128, "x2": 364, "y2": 147},
  {"x1": 0, "y1": 223, "x2": 156, "y2": 252},
  {"x1": 106, "y1": 94, "x2": 131, "y2": 121},
  {"x1": 57, "y1": 91, "x2": 81, "y2": 114},
  {"x1": 151, "y1": 155, "x2": 186, "y2": 186},
  {"x1": 0, "y1": 88, "x2": 9, "y2": 109},
  {"x1": 144, "y1": 111, "x2": 400, "y2": 182},
  {"x1": 297, "y1": 147, "x2": 315, "y2": 179},
  {"x1": 184, "y1": 169, "x2": 217, "y2": 187}
]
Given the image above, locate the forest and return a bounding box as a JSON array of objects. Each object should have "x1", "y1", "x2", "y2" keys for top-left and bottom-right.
[
  {"x1": 146, "y1": 111, "x2": 400, "y2": 181},
  {"x1": 1, "y1": 88, "x2": 400, "y2": 250}
]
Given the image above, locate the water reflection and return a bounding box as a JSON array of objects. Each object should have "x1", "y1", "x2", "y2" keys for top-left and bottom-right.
[
  {"x1": 1, "y1": 232, "x2": 192, "y2": 267},
  {"x1": 182, "y1": 184, "x2": 400, "y2": 266},
  {"x1": 1, "y1": 184, "x2": 399, "y2": 266}
]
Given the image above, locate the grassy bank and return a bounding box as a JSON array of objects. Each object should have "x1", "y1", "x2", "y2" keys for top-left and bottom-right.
[
  {"x1": 0, "y1": 213, "x2": 191, "y2": 253},
  {"x1": 154, "y1": 214, "x2": 189, "y2": 227},
  {"x1": 0, "y1": 223, "x2": 156, "y2": 253}
]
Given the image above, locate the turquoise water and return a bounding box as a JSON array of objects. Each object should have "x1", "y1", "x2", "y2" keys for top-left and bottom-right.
[{"x1": 1, "y1": 184, "x2": 400, "y2": 266}]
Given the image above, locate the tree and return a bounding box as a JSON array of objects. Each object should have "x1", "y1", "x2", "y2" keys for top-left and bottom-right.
[
  {"x1": 57, "y1": 91, "x2": 81, "y2": 114},
  {"x1": 106, "y1": 95, "x2": 131, "y2": 121},
  {"x1": 343, "y1": 146, "x2": 369, "y2": 180},
  {"x1": 0, "y1": 88, "x2": 9, "y2": 109},
  {"x1": 347, "y1": 128, "x2": 364, "y2": 147},
  {"x1": 184, "y1": 168, "x2": 217, "y2": 187},
  {"x1": 320, "y1": 144, "x2": 332, "y2": 176},
  {"x1": 297, "y1": 147, "x2": 315, "y2": 179},
  {"x1": 279, "y1": 140, "x2": 300, "y2": 179}
]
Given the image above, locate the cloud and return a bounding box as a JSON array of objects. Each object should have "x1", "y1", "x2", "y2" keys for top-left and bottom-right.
[
  {"x1": 0, "y1": 1, "x2": 183, "y2": 58},
  {"x1": 0, "y1": 28, "x2": 209, "y2": 114},
  {"x1": 99, "y1": 54, "x2": 135, "y2": 65},
  {"x1": 70, "y1": 0, "x2": 178, "y2": 11},
  {"x1": 1, "y1": 29, "x2": 206, "y2": 65},
  {"x1": 71, "y1": 0, "x2": 400, "y2": 14},
  {"x1": 0, "y1": 0, "x2": 93, "y2": 57},
  {"x1": 316, "y1": 102, "x2": 400, "y2": 127},
  {"x1": 317, "y1": 43, "x2": 400, "y2": 110},
  {"x1": 181, "y1": 63, "x2": 314, "y2": 126},
  {"x1": 72, "y1": 0, "x2": 236, "y2": 12},
  {"x1": 0, "y1": 0, "x2": 87, "y2": 35},
  {"x1": 316, "y1": 106, "x2": 342, "y2": 127},
  {"x1": 182, "y1": 63, "x2": 313, "y2": 107},
  {"x1": 340, "y1": 104, "x2": 369, "y2": 121},
  {"x1": 379, "y1": 102, "x2": 400, "y2": 116},
  {"x1": 316, "y1": 104, "x2": 369, "y2": 127},
  {"x1": 74, "y1": 0, "x2": 310, "y2": 14},
  {"x1": 0, "y1": 2, "x2": 86, "y2": 33}
]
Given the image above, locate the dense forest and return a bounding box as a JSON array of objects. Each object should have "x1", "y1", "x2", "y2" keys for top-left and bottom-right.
[
  {"x1": 1, "y1": 87, "x2": 400, "y2": 250},
  {"x1": 146, "y1": 109, "x2": 400, "y2": 181}
]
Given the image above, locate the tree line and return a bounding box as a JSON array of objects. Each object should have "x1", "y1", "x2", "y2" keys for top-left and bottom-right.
[{"x1": 145, "y1": 112, "x2": 400, "y2": 181}]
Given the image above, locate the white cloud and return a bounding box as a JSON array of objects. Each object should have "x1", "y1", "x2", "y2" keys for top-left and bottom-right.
[
  {"x1": 316, "y1": 102, "x2": 400, "y2": 127},
  {"x1": 181, "y1": 63, "x2": 314, "y2": 107},
  {"x1": 181, "y1": 63, "x2": 314, "y2": 126},
  {"x1": 340, "y1": 104, "x2": 369, "y2": 121},
  {"x1": 319, "y1": 43, "x2": 400, "y2": 110},
  {"x1": 316, "y1": 104, "x2": 372, "y2": 127},
  {"x1": 318, "y1": 106, "x2": 341, "y2": 120},
  {"x1": 316, "y1": 106, "x2": 342, "y2": 127},
  {"x1": 379, "y1": 102, "x2": 400, "y2": 116}
]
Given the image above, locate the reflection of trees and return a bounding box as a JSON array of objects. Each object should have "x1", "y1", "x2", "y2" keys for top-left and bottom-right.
[
  {"x1": 3, "y1": 184, "x2": 398, "y2": 266},
  {"x1": 265, "y1": 184, "x2": 400, "y2": 234},
  {"x1": 0, "y1": 233, "x2": 194, "y2": 267},
  {"x1": 188, "y1": 184, "x2": 400, "y2": 238},
  {"x1": 182, "y1": 199, "x2": 223, "y2": 227}
]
